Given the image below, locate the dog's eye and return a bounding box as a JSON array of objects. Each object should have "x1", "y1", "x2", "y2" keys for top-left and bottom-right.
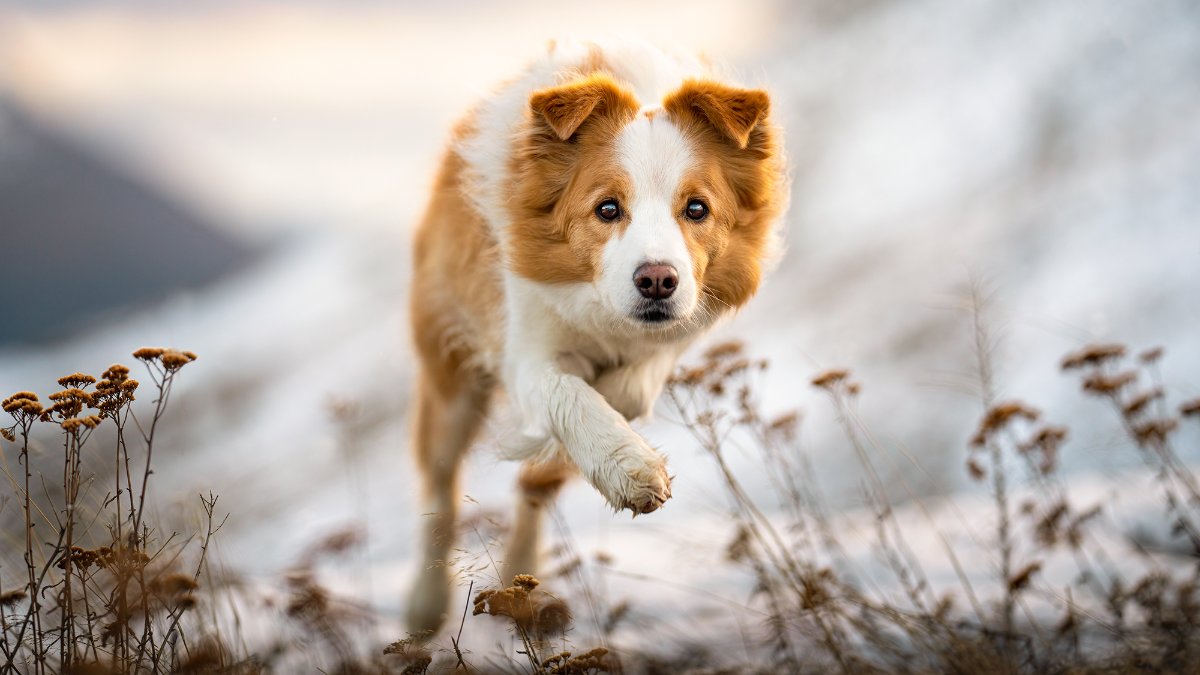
[
  {"x1": 685, "y1": 199, "x2": 708, "y2": 222},
  {"x1": 595, "y1": 199, "x2": 621, "y2": 222}
]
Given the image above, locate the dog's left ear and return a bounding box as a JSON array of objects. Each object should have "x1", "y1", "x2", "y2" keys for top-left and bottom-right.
[
  {"x1": 663, "y1": 80, "x2": 770, "y2": 150},
  {"x1": 529, "y1": 74, "x2": 640, "y2": 141}
]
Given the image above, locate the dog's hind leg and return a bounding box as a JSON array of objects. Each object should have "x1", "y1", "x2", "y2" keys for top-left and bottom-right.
[
  {"x1": 503, "y1": 457, "x2": 575, "y2": 583},
  {"x1": 405, "y1": 371, "x2": 491, "y2": 635}
]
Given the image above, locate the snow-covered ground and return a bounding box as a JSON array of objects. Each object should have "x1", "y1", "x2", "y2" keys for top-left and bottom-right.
[{"x1": 2, "y1": 0, "x2": 1198, "y2": 659}]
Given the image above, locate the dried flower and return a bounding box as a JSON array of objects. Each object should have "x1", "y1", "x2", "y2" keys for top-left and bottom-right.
[
  {"x1": 149, "y1": 573, "x2": 200, "y2": 596},
  {"x1": 473, "y1": 575, "x2": 571, "y2": 638},
  {"x1": 1124, "y1": 388, "x2": 1164, "y2": 417},
  {"x1": 1061, "y1": 344, "x2": 1126, "y2": 370},
  {"x1": 971, "y1": 401, "x2": 1040, "y2": 446},
  {"x1": 811, "y1": 369, "x2": 849, "y2": 389},
  {"x1": 767, "y1": 411, "x2": 801, "y2": 441},
  {"x1": 3, "y1": 391, "x2": 43, "y2": 416},
  {"x1": 1139, "y1": 346, "x2": 1164, "y2": 364},
  {"x1": 133, "y1": 347, "x2": 165, "y2": 360},
  {"x1": 160, "y1": 349, "x2": 197, "y2": 370},
  {"x1": 1081, "y1": 371, "x2": 1137, "y2": 396},
  {"x1": 966, "y1": 457, "x2": 986, "y2": 481},
  {"x1": 1131, "y1": 418, "x2": 1178, "y2": 445},
  {"x1": 56, "y1": 373, "x2": 96, "y2": 388},
  {"x1": 703, "y1": 340, "x2": 743, "y2": 362},
  {"x1": 1008, "y1": 561, "x2": 1042, "y2": 593},
  {"x1": 0, "y1": 589, "x2": 28, "y2": 607}
]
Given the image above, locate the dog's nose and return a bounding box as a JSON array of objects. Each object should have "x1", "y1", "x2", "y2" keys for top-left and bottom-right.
[{"x1": 633, "y1": 263, "x2": 678, "y2": 300}]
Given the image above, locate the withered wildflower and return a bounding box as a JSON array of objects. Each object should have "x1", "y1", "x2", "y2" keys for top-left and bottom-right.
[
  {"x1": 1061, "y1": 344, "x2": 1126, "y2": 370},
  {"x1": 56, "y1": 546, "x2": 112, "y2": 572},
  {"x1": 1081, "y1": 371, "x2": 1137, "y2": 396},
  {"x1": 542, "y1": 648, "x2": 610, "y2": 674},
  {"x1": 704, "y1": 340, "x2": 744, "y2": 362},
  {"x1": 148, "y1": 572, "x2": 200, "y2": 597},
  {"x1": 766, "y1": 410, "x2": 801, "y2": 442},
  {"x1": 132, "y1": 347, "x2": 165, "y2": 361},
  {"x1": 3, "y1": 391, "x2": 44, "y2": 418},
  {"x1": 1139, "y1": 346, "x2": 1164, "y2": 364},
  {"x1": 1131, "y1": 418, "x2": 1178, "y2": 445},
  {"x1": 811, "y1": 369, "x2": 849, "y2": 389},
  {"x1": 42, "y1": 386, "x2": 94, "y2": 422},
  {"x1": 1124, "y1": 388, "x2": 1164, "y2": 417},
  {"x1": 160, "y1": 349, "x2": 198, "y2": 370},
  {"x1": 57, "y1": 372, "x2": 96, "y2": 388},
  {"x1": 970, "y1": 400, "x2": 1040, "y2": 446},
  {"x1": 1035, "y1": 501, "x2": 1070, "y2": 547},
  {"x1": 1065, "y1": 506, "x2": 1102, "y2": 549},
  {"x1": 1018, "y1": 425, "x2": 1068, "y2": 475},
  {"x1": 473, "y1": 575, "x2": 573, "y2": 638},
  {"x1": 800, "y1": 568, "x2": 836, "y2": 610},
  {"x1": 1007, "y1": 561, "x2": 1042, "y2": 594},
  {"x1": 0, "y1": 588, "x2": 28, "y2": 607},
  {"x1": 134, "y1": 346, "x2": 197, "y2": 372},
  {"x1": 92, "y1": 364, "x2": 140, "y2": 416}
]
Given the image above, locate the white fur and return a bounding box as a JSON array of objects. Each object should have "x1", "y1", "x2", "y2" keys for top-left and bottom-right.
[{"x1": 598, "y1": 115, "x2": 699, "y2": 322}]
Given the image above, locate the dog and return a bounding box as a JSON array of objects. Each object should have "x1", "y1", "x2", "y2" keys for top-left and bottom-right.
[{"x1": 406, "y1": 38, "x2": 786, "y2": 633}]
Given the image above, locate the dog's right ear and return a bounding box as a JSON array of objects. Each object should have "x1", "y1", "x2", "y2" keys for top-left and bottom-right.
[{"x1": 529, "y1": 74, "x2": 640, "y2": 141}]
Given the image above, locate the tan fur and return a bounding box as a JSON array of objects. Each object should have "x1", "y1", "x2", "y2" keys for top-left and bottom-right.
[
  {"x1": 665, "y1": 80, "x2": 785, "y2": 310},
  {"x1": 508, "y1": 75, "x2": 640, "y2": 284}
]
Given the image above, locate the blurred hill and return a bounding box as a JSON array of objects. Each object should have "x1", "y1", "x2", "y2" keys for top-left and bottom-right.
[{"x1": 0, "y1": 94, "x2": 254, "y2": 345}]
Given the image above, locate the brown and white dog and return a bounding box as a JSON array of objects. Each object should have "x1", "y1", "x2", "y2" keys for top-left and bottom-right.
[{"x1": 407, "y1": 39, "x2": 786, "y2": 633}]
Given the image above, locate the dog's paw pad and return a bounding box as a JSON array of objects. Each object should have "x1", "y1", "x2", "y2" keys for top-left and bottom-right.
[{"x1": 618, "y1": 456, "x2": 672, "y2": 515}]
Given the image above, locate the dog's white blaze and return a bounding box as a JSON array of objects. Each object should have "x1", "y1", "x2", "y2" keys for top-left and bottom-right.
[{"x1": 599, "y1": 114, "x2": 698, "y2": 319}]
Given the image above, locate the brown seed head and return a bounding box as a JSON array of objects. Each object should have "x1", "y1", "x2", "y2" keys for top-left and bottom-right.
[
  {"x1": 57, "y1": 373, "x2": 96, "y2": 388},
  {"x1": 1081, "y1": 371, "x2": 1137, "y2": 396},
  {"x1": 966, "y1": 457, "x2": 986, "y2": 481},
  {"x1": 1061, "y1": 344, "x2": 1126, "y2": 370},
  {"x1": 972, "y1": 400, "x2": 1041, "y2": 446},
  {"x1": 1132, "y1": 418, "x2": 1178, "y2": 445},
  {"x1": 512, "y1": 574, "x2": 540, "y2": 591},
  {"x1": 1124, "y1": 388, "x2": 1164, "y2": 417},
  {"x1": 133, "y1": 347, "x2": 165, "y2": 360},
  {"x1": 703, "y1": 340, "x2": 743, "y2": 362},
  {"x1": 1008, "y1": 561, "x2": 1042, "y2": 593},
  {"x1": 0, "y1": 589, "x2": 28, "y2": 607},
  {"x1": 1139, "y1": 346, "x2": 1164, "y2": 364},
  {"x1": 811, "y1": 369, "x2": 849, "y2": 389},
  {"x1": 161, "y1": 350, "x2": 192, "y2": 369},
  {"x1": 1180, "y1": 399, "x2": 1200, "y2": 418},
  {"x1": 105, "y1": 363, "x2": 130, "y2": 377}
]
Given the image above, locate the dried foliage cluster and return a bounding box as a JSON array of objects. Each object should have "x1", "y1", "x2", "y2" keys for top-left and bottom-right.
[
  {"x1": 656, "y1": 327, "x2": 1200, "y2": 673},
  {"x1": 5, "y1": 318, "x2": 1199, "y2": 674},
  {"x1": 0, "y1": 348, "x2": 217, "y2": 674}
]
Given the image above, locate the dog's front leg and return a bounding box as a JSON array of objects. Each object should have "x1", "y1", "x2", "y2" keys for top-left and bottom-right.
[{"x1": 513, "y1": 363, "x2": 672, "y2": 514}]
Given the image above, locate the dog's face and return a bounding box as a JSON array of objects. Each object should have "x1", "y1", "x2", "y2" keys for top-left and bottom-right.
[{"x1": 509, "y1": 74, "x2": 784, "y2": 335}]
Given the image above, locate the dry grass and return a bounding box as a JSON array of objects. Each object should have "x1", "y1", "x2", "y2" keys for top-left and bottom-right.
[{"x1": 4, "y1": 308, "x2": 1200, "y2": 673}]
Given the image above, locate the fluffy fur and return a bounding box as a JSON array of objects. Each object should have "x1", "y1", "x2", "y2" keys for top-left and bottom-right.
[{"x1": 406, "y1": 39, "x2": 787, "y2": 634}]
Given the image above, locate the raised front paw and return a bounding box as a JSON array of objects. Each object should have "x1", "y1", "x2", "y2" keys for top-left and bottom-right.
[{"x1": 592, "y1": 437, "x2": 672, "y2": 515}]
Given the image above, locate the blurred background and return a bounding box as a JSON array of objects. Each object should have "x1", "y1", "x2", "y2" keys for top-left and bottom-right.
[{"x1": 1, "y1": 0, "x2": 1198, "y2": 649}]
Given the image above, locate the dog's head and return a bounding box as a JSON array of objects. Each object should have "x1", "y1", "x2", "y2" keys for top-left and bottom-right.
[{"x1": 509, "y1": 73, "x2": 785, "y2": 336}]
